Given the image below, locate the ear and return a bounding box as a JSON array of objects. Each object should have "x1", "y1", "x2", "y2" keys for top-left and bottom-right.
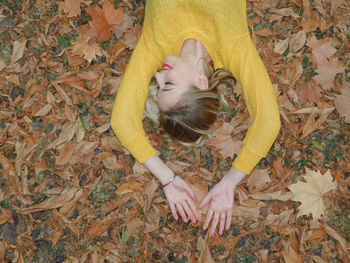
[{"x1": 197, "y1": 73, "x2": 209, "y2": 90}]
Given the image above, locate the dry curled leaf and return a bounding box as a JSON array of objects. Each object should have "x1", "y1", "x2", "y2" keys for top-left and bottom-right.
[{"x1": 287, "y1": 169, "x2": 337, "y2": 221}]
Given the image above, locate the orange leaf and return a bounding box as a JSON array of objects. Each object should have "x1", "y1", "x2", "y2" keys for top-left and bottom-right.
[
  {"x1": 59, "y1": 0, "x2": 81, "y2": 18},
  {"x1": 116, "y1": 182, "x2": 142, "y2": 195},
  {"x1": 86, "y1": 0, "x2": 124, "y2": 42},
  {"x1": 306, "y1": 227, "x2": 326, "y2": 241}
]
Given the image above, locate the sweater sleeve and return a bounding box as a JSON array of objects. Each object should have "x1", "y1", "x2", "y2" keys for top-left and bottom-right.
[
  {"x1": 229, "y1": 35, "x2": 281, "y2": 174},
  {"x1": 110, "y1": 33, "x2": 161, "y2": 163}
]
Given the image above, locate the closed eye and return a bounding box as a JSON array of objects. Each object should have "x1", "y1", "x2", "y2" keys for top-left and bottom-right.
[{"x1": 161, "y1": 81, "x2": 174, "y2": 92}]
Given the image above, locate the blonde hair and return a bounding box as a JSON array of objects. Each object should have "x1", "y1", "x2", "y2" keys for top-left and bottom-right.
[{"x1": 145, "y1": 64, "x2": 236, "y2": 148}]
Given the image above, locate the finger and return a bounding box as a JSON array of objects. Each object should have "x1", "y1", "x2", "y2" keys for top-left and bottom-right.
[
  {"x1": 219, "y1": 212, "x2": 226, "y2": 235},
  {"x1": 199, "y1": 193, "x2": 211, "y2": 209},
  {"x1": 183, "y1": 183, "x2": 197, "y2": 201},
  {"x1": 225, "y1": 209, "x2": 232, "y2": 231},
  {"x1": 176, "y1": 203, "x2": 188, "y2": 223},
  {"x1": 169, "y1": 203, "x2": 178, "y2": 220},
  {"x1": 203, "y1": 209, "x2": 214, "y2": 230},
  {"x1": 186, "y1": 198, "x2": 199, "y2": 220},
  {"x1": 182, "y1": 201, "x2": 196, "y2": 224},
  {"x1": 210, "y1": 212, "x2": 220, "y2": 236}
]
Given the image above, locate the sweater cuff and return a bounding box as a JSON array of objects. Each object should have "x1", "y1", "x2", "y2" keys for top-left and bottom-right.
[
  {"x1": 232, "y1": 145, "x2": 263, "y2": 175},
  {"x1": 124, "y1": 135, "x2": 157, "y2": 163}
]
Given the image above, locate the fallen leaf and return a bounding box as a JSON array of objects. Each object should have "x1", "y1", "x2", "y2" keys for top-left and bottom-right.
[
  {"x1": 11, "y1": 40, "x2": 27, "y2": 64},
  {"x1": 246, "y1": 169, "x2": 271, "y2": 192},
  {"x1": 331, "y1": 0, "x2": 343, "y2": 16},
  {"x1": 274, "y1": 38, "x2": 289, "y2": 55},
  {"x1": 70, "y1": 34, "x2": 102, "y2": 63},
  {"x1": 323, "y1": 224, "x2": 348, "y2": 252},
  {"x1": 34, "y1": 104, "x2": 53, "y2": 117},
  {"x1": 301, "y1": 0, "x2": 319, "y2": 33},
  {"x1": 208, "y1": 122, "x2": 242, "y2": 158},
  {"x1": 287, "y1": 169, "x2": 337, "y2": 221},
  {"x1": 197, "y1": 235, "x2": 213, "y2": 263},
  {"x1": 307, "y1": 36, "x2": 337, "y2": 65},
  {"x1": 122, "y1": 24, "x2": 142, "y2": 50},
  {"x1": 86, "y1": 0, "x2": 124, "y2": 42},
  {"x1": 59, "y1": 0, "x2": 81, "y2": 18},
  {"x1": 282, "y1": 240, "x2": 302, "y2": 263},
  {"x1": 17, "y1": 187, "x2": 79, "y2": 214},
  {"x1": 314, "y1": 57, "x2": 345, "y2": 91},
  {"x1": 335, "y1": 84, "x2": 350, "y2": 124},
  {"x1": 117, "y1": 182, "x2": 142, "y2": 195},
  {"x1": 295, "y1": 80, "x2": 322, "y2": 105},
  {"x1": 289, "y1": 30, "x2": 306, "y2": 53},
  {"x1": 0, "y1": 60, "x2": 7, "y2": 71}
]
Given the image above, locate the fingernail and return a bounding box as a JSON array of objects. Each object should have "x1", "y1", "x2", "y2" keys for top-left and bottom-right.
[{"x1": 194, "y1": 196, "x2": 197, "y2": 201}]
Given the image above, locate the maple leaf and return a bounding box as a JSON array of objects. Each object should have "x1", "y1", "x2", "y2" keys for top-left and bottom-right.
[
  {"x1": 335, "y1": 84, "x2": 350, "y2": 124},
  {"x1": 295, "y1": 79, "x2": 322, "y2": 105},
  {"x1": 59, "y1": 0, "x2": 81, "y2": 18},
  {"x1": 70, "y1": 33, "x2": 102, "y2": 63},
  {"x1": 122, "y1": 24, "x2": 142, "y2": 50},
  {"x1": 207, "y1": 122, "x2": 242, "y2": 159},
  {"x1": 314, "y1": 57, "x2": 345, "y2": 91},
  {"x1": 287, "y1": 169, "x2": 337, "y2": 221},
  {"x1": 86, "y1": 0, "x2": 124, "y2": 42}
]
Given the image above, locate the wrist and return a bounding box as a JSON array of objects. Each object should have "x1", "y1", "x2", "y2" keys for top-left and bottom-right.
[
  {"x1": 143, "y1": 155, "x2": 175, "y2": 185},
  {"x1": 223, "y1": 167, "x2": 246, "y2": 188}
]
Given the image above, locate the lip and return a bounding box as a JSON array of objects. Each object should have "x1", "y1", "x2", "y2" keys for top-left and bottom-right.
[{"x1": 161, "y1": 64, "x2": 173, "y2": 71}]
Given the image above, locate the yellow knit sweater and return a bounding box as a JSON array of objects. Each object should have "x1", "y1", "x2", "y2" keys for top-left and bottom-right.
[{"x1": 110, "y1": 0, "x2": 281, "y2": 174}]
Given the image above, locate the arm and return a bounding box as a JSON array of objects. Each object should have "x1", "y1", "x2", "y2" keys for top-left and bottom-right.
[
  {"x1": 110, "y1": 34, "x2": 198, "y2": 224},
  {"x1": 199, "y1": 35, "x2": 280, "y2": 236},
  {"x1": 229, "y1": 35, "x2": 281, "y2": 174},
  {"x1": 110, "y1": 33, "x2": 161, "y2": 163}
]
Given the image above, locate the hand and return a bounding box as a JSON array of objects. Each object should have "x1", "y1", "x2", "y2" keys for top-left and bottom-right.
[
  {"x1": 199, "y1": 167, "x2": 246, "y2": 236},
  {"x1": 163, "y1": 176, "x2": 199, "y2": 224}
]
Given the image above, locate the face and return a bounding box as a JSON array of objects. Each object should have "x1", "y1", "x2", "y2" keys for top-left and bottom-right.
[{"x1": 155, "y1": 55, "x2": 207, "y2": 111}]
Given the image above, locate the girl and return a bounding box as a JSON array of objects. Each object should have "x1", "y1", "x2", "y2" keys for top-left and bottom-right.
[{"x1": 110, "y1": 0, "x2": 280, "y2": 236}]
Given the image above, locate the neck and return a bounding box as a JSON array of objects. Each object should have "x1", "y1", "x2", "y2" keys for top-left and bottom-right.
[{"x1": 179, "y1": 39, "x2": 211, "y2": 77}]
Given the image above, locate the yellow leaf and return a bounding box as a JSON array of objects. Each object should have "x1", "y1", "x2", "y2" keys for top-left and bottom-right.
[{"x1": 287, "y1": 169, "x2": 337, "y2": 221}]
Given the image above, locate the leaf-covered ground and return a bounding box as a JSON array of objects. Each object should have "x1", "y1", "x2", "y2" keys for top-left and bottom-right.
[{"x1": 0, "y1": 0, "x2": 349, "y2": 262}]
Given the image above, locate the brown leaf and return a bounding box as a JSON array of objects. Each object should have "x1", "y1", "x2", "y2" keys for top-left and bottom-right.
[
  {"x1": 301, "y1": 0, "x2": 319, "y2": 32},
  {"x1": 335, "y1": 84, "x2": 350, "y2": 124},
  {"x1": 274, "y1": 38, "x2": 289, "y2": 55},
  {"x1": 295, "y1": 80, "x2": 322, "y2": 105},
  {"x1": 307, "y1": 36, "x2": 337, "y2": 65},
  {"x1": 289, "y1": 30, "x2": 306, "y2": 53},
  {"x1": 208, "y1": 122, "x2": 242, "y2": 159},
  {"x1": 59, "y1": 0, "x2": 81, "y2": 18},
  {"x1": 197, "y1": 235, "x2": 213, "y2": 263},
  {"x1": 0, "y1": 60, "x2": 6, "y2": 71},
  {"x1": 86, "y1": 0, "x2": 124, "y2": 42},
  {"x1": 70, "y1": 34, "x2": 102, "y2": 63},
  {"x1": 122, "y1": 24, "x2": 142, "y2": 50},
  {"x1": 55, "y1": 142, "x2": 77, "y2": 166},
  {"x1": 17, "y1": 187, "x2": 79, "y2": 214},
  {"x1": 116, "y1": 182, "x2": 142, "y2": 195},
  {"x1": 34, "y1": 104, "x2": 53, "y2": 117},
  {"x1": 282, "y1": 240, "x2": 302, "y2": 263},
  {"x1": 331, "y1": 0, "x2": 343, "y2": 16},
  {"x1": 246, "y1": 169, "x2": 271, "y2": 192},
  {"x1": 0, "y1": 208, "x2": 14, "y2": 224},
  {"x1": 87, "y1": 215, "x2": 114, "y2": 239},
  {"x1": 314, "y1": 57, "x2": 345, "y2": 91},
  {"x1": 323, "y1": 224, "x2": 348, "y2": 252},
  {"x1": 11, "y1": 40, "x2": 27, "y2": 64}
]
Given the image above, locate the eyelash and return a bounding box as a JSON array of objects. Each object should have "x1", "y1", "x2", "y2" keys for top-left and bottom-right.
[{"x1": 165, "y1": 81, "x2": 173, "y2": 85}]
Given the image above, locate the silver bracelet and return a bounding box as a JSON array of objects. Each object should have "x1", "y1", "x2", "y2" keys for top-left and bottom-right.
[{"x1": 162, "y1": 175, "x2": 176, "y2": 187}]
